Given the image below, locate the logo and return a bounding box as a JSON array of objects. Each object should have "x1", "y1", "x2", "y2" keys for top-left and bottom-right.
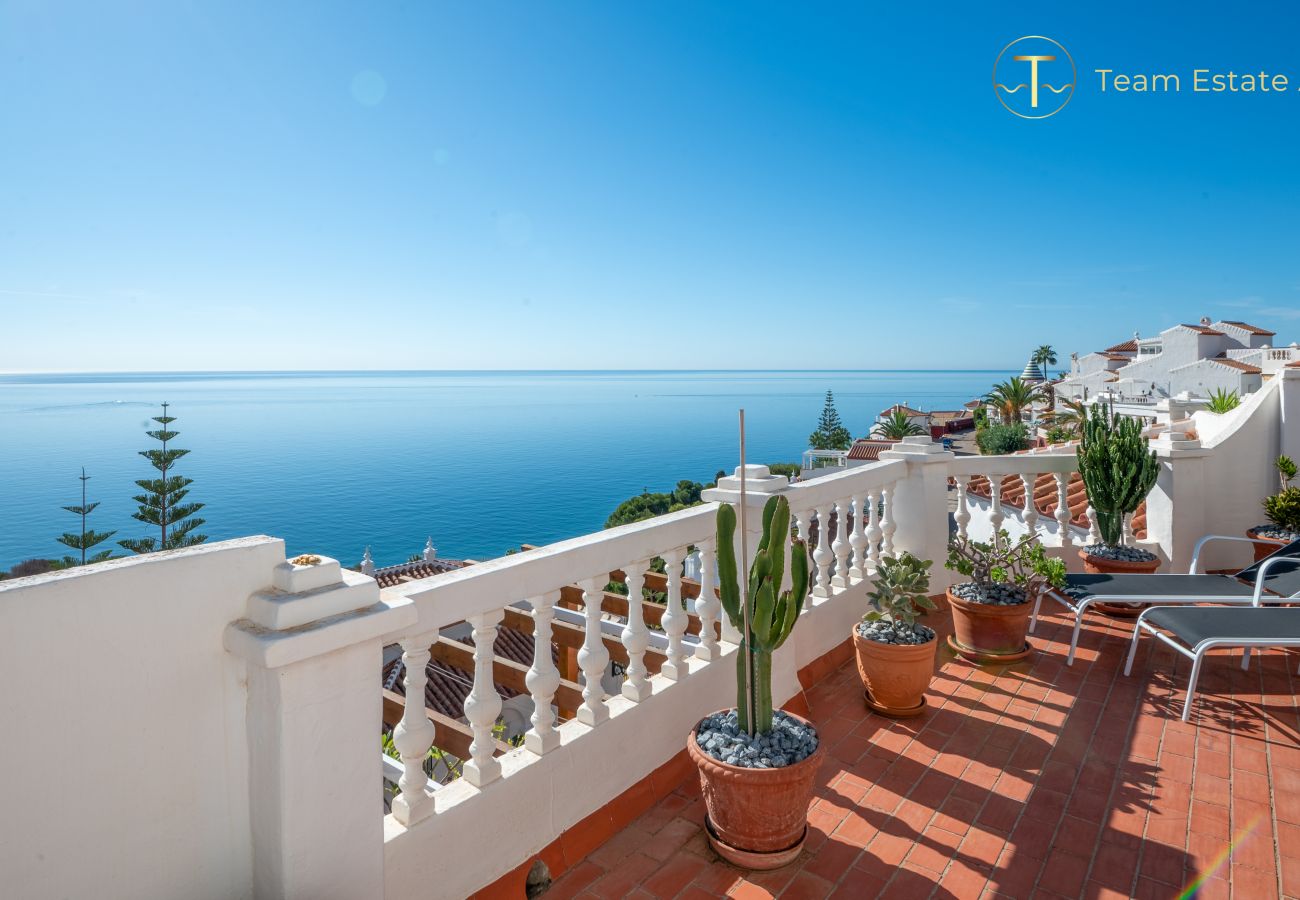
[{"x1": 994, "y1": 36, "x2": 1076, "y2": 119}]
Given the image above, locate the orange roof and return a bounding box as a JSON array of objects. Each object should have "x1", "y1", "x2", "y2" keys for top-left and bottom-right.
[
  {"x1": 847, "y1": 439, "x2": 899, "y2": 461},
  {"x1": 1219, "y1": 320, "x2": 1275, "y2": 336},
  {"x1": 1210, "y1": 357, "x2": 1262, "y2": 374},
  {"x1": 880, "y1": 404, "x2": 928, "y2": 417},
  {"x1": 1180, "y1": 324, "x2": 1226, "y2": 336},
  {"x1": 1104, "y1": 340, "x2": 1138, "y2": 353},
  {"x1": 1099, "y1": 352, "x2": 1132, "y2": 361}
]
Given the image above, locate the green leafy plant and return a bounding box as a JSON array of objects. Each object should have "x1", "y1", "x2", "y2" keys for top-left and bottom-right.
[
  {"x1": 1205, "y1": 388, "x2": 1241, "y2": 414},
  {"x1": 808, "y1": 390, "x2": 852, "y2": 451},
  {"x1": 983, "y1": 376, "x2": 1043, "y2": 425},
  {"x1": 55, "y1": 467, "x2": 116, "y2": 567},
  {"x1": 1263, "y1": 455, "x2": 1300, "y2": 533},
  {"x1": 945, "y1": 531, "x2": 1067, "y2": 598},
  {"x1": 1076, "y1": 405, "x2": 1158, "y2": 548},
  {"x1": 873, "y1": 408, "x2": 926, "y2": 440},
  {"x1": 977, "y1": 422, "x2": 1029, "y2": 455},
  {"x1": 716, "y1": 495, "x2": 809, "y2": 736},
  {"x1": 863, "y1": 553, "x2": 935, "y2": 634},
  {"x1": 119, "y1": 403, "x2": 207, "y2": 554},
  {"x1": 1044, "y1": 425, "x2": 1075, "y2": 445}
]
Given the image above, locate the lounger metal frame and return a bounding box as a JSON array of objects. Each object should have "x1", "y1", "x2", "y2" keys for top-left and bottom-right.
[
  {"x1": 1123, "y1": 556, "x2": 1300, "y2": 721},
  {"x1": 1031, "y1": 534, "x2": 1288, "y2": 666}
]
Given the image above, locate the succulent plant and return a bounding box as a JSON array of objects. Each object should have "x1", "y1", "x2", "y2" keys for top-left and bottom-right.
[
  {"x1": 1077, "y1": 405, "x2": 1159, "y2": 548},
  {"x1": 863, "y1": 553, "x2": 935, "y2": 633},
  {"x1": 946, "y1": 530, "x2": 1067, "y2": 597},
  {"x1": 716, "y1": 495, "x2": 809, "y2": 736}
]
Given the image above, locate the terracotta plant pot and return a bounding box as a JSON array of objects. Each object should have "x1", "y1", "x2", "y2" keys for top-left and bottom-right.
[
  {"x1": 853, "y1": 628, "x2": 937, "y2": 717},
  {"x1": 687, "y1": 710, "x2": 826, "y2": 870},
  {"x1": 946, "y1": 587, "x2": 1034, "y2": 664},
  {"x1": 1079, "y1": 550, "x2": 1160, "y2": 616},
  {"x1": 1246, "y1": 528, "x2": 1293, "y2": 562}
]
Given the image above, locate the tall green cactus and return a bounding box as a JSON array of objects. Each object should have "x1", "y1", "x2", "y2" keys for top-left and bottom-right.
[
  {"x1": 1076, "y1": 405, "x2": 1159, "y2": 548},
  {"x1": 716, "y1": 495, "x2": 809, "y2": 735}
]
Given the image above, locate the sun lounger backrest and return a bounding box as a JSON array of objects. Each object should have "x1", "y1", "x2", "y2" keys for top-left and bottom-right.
[{"x1": 1234, "y1": 538, "x2": 1300, "y2": 597}]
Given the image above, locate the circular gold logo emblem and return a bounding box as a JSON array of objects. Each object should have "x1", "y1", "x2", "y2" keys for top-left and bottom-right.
[{"x1": 993, "y1": 36, "x2": 1076, "y2": 119}]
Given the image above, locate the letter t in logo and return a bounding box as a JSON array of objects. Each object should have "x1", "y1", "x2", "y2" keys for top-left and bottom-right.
[{"x1": 1013, "y1": 54, "x2": 1055, "y2": 108}]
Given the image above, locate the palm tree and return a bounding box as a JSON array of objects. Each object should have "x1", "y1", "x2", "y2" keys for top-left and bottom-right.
[
  {"x1": 1033, "y1": 345, "x2": 1059, "y2": 413},
  {"x1": 873, "y1": 408, "x2": 926, "y2": 440},
  {"x1": 983, "y1": 377, "x2": 1044, "y2": 425},
  {"x1": 1047, "y1": 397, "x2": 1088, "y2": 437}
]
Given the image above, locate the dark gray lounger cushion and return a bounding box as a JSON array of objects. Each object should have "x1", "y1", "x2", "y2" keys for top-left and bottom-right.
[
  {"x1": 1060, "y1": 574, "x2": 1254, "y2": 602},
  {"x1": 1144, "y1": 606, "x2": 1300, "y2": 645}
]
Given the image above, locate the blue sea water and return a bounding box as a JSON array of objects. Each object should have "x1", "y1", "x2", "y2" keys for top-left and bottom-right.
[{"x1": 0, "y1": 370, "x2": 999, "y2": 570}]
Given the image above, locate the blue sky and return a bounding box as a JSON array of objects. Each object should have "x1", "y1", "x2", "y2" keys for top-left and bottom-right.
[{"x1": 2, "y1": 1, "x2": 1298, "y2": 371}]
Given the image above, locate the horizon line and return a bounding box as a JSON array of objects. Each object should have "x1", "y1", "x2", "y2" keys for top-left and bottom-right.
[{"x1": 0, "y1": 367, "x2": 1020, "y2": 376}]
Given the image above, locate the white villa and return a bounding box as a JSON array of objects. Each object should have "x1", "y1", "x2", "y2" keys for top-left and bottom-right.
[{"x1": 1057, "y1": 317, "x2": 1297, "y2": 405}]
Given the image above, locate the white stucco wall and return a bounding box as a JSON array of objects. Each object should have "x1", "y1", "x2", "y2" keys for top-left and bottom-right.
[
  {"x1": 0, "y1": 536, "x2": 285, "y2": 900},
  {"x1": 1166, "y1": 360, "x2": 1260, "y2": 398}
]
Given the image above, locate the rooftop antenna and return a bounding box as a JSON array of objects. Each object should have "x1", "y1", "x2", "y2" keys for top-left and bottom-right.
[{"x1": 737, "y1": 409, "x2": 756, "y2": 735}]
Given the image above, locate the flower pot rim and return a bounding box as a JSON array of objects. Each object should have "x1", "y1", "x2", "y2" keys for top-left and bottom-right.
[
  {"x1": 852, "y1": 623, "x2": 938, "y2": 647},
  {"x1": 946, "y1": 583, "x2": 1033, "y2": 608},
  {"x1": 688, "y1": 709, "x2": 824, "y2": 778}
]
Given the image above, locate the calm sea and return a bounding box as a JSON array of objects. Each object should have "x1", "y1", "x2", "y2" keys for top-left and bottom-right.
[{"x1": 0, "y1": 371, "x2": 999, "y2": 570}]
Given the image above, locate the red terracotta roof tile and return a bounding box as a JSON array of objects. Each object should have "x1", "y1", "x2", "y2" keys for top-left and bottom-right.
[
  {"x1": 963, "y1": 471, "x2": 1147, "y2": 540},
  {"x1": 374, "y1": 558, "x2": 471, "y2": 588},
  {"x1": 1208, "y1": 357, "x2": 1262, "y2": 374},
  {"x1": 1218, "y1": 320, "x2": 1275, "y2": 336},
  {"x1": 847, "y1": 439, "x2": 899, "y2": 461},
  {"x1": 1104, "y1": 340, "x2": 1138, "y2": 353},
  {"x1": 1179, "y1": 324, "x2": 1226, "y2": 336}
]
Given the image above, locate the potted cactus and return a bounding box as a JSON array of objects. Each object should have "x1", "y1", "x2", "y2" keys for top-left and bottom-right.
[
  {"x1": 687, "y1": 494, "x2": 822, "y2": 870},
  {"x1": 853, "y1": 552, "x2": 937, "y2": 717},
  {"x1": 1247, "y1": 456, "x2": 1300, "y2": 561},
  {"x1": 1077, "y1": 404, "x2": 1160, "y2": 578},
  {"x1": 945, "y1": 531, "x2": 1066, "y2": 664}
]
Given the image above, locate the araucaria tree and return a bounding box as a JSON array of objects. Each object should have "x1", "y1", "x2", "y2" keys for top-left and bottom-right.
[
  {"x1": 119, "y1": 403, "x2": 207, "y2": 554},
  {"x1": 56, "y1": 467, "x2": 116, "y2": 566},
  {"x1": 808, "y1": 390, "x2": 852, "y2": 450}
]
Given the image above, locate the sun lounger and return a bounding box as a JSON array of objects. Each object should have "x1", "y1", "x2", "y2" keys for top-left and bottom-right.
[
  {"x1": 1124, "y1": 605, "x2": 1300, "y2": 721},
  {"x1": 1033, "y1": 536, "x2": 1300, "y2": 665}
]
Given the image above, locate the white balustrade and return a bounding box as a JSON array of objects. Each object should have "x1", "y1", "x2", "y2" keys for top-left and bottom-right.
[
  {"x1": 1123, "y1": 512, "x2": 1135, "y2": 545},
  {"x1": 848, "y1": 493, "x2": 867, "y2": 580},
  {"x1": 660, "y1": 549, "x2": 688, "y2": 680},
  {"x1": 831, "y1": 499, "x2": 850, "y2": 588},
  {"x1": 812, "y1": 505, "x2": 833, "y2": 597},
  {"x1": 988, "y1": 476, "x2": 1005, "y2": 538},
  {"x1": 1086, "y1": 503, "x2": 1101, "y2": 545},
  {"x1": 619, "y1": 561, "x2": 652, "y2": 700},
  {"x1": 1054, "y1": 473, "x2": 1073, "y2": 550},
  {"x1": 1021, "y1": 474, "x2": 1040, "y2": 538},
  {"x1": 693, "y1": 541, "x2": 720, "y2": 661},
  {"x1": 462, "y1": 609, "x2": 503, "y2": 787},
  {"x1": 880, "y1": 484, "x2": 896, "y2": 558},
  {"x1": 391, "y1": 630, "x2": 438, "y2": 826},
  {"x1": 865, "y1": 488, "x2": 882, "y2": 568},
  {"x1": 525, "y1": 592, "x2": 562, "y2": 755},
  {"x1": 577, "y1": 577, "x2": 610, "y2": 726},
  {"x1": 953, "y1": 475, "x2": 971, "y2": 541}
]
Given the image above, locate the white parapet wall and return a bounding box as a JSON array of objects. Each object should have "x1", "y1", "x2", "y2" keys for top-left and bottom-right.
[{"x1": 0, "y1": 536, "x2": 286, "y2": 900}]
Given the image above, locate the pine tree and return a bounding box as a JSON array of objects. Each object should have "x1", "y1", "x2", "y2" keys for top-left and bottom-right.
[
  {"x1": 808, "y1": 390, "x2": 852, "y2": 450},
  {"x1": 118, "y1": 402, "x2": 207, "y2": 554},
  {"x1": 55, "y1": 467, "x2": 116, "y2": 566}
]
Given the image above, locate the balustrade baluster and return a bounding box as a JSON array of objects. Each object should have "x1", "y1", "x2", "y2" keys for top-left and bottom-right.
[
  {"x1": 880, "y1": 485, "x2": 897, "y2": 558},
  {"x1": 694, "y1": 540, "x2": 721, "y2": 661},
  {"x1": 1021, "y1": 474, "x2": 1040, "y2": 538},
  {"x1": 792, "y1": 507, "x2": 816, "y2": 599},
  {"x1": 619, "y1": 560, "x2": 652, "y2": 700},
  {"x1": 525, "y1": 593, "x2": 562, "y2": 755},
  {"x1": 989, "y1": 476, "x2": 1005, "y2": 538},
  {"x1": 462, "y1": 610, "x2": 504, "y2": 787},
  {"x1": 391, "y1": 630, "x2": 439, "y2": 825},
  {"x1": 577, "y1": 577, "x2": 610, "y2": 725},
  {"x1": 848, "y1": 493, "x2": 868, "y2": 580},
  {"x1": 865, "y1": 489, "x2": 882, "y2": 569},
  {"x1": 812, "y1": 505, "x2": 833, "y2": 598},
  {"x1": 1054, "y1": 473, "x2": 1073, "y2": 550},
  {"x1": 953, "y1": 475, "x2": 971, "y2": 541},
  {"x1": 1123, "y1": 512, "x2": 1135, "y2": 546},
  {"x1": 831, "y1": 498, "x2": 850, "y2": 588},
  {"x1": 660, "y1": 548, "x2": 688, "y2": 680},
  {"x1": 1086, "y1": 503, "x2": 1101, "y2": 546}
]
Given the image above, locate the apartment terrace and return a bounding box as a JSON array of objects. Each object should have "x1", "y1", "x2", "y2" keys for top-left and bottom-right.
[{"x1": 2, "y1": 367, "x2": 1298, "y2": 900}]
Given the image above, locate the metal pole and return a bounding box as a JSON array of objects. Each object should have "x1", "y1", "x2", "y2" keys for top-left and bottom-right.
[{"x1": 738, "y1": 409, "x2": 755, "y2": 735}]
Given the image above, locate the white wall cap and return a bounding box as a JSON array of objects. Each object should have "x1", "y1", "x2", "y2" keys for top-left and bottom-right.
[
  {"x1": 706, "y1": 464, "x2": 787, "y2": 496},
  {"x1": 271, "y1": 554, "x2": 342, "y2": 594},
  {"x1": 248, "y1": 567, "x2": 379, "y2": 631},
  {"x1": 225, "y1": 595, "x2": 416, "y2": 669}
]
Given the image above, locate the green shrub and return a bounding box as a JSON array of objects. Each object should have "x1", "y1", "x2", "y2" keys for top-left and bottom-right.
[
  {"x1": 1264, "y1": 487, "x2": 1300, "y2": 533},
  {"x1": 976, "y1": 423, "x2": 1029, "y2": 455},
  {"x1": 1045, "y1": 425, "x2": 1074, "y2": 444},
  {"x1": 1205, "y1": 388, "x2": 1241, "y2": 414}
]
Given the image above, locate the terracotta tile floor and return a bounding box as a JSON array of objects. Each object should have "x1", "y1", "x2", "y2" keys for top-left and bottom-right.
[{"x1": 544, "y1": 599, "x2": 1300, "y2": 899}]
